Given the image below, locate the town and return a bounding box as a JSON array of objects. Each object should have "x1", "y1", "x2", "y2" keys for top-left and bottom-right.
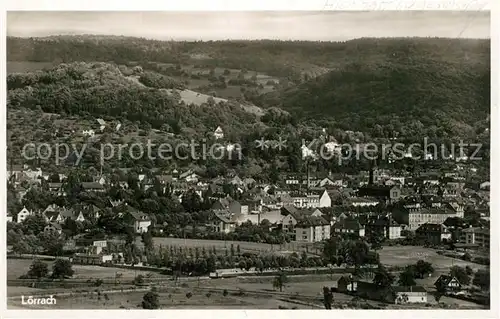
[
  {"x1": 6, "y1": 136, "x2": 491, "y2": 309},
  {"x1": 5, "y1": 11, "x2": 491, "y2": 311}
]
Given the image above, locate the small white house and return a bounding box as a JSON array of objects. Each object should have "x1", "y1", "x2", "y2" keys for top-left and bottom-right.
[
  {"x1": 97, "y1": 118, "x2": 106, "y2": 131},
  {"x1": 214, "y1": 126, "x2": 224, "y2": 139},
  {"x1": 394, "y1": 286, "x2": 428, "y2": 304},
  {"x1": 82, "y1": 129, "x2": 95, "y2": 137},
  {"x1": 17, "y1": 207, "x2": 34, "y2": 223}
]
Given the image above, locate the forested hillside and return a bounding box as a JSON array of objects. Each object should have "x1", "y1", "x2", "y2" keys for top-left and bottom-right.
[
  {"x1": 7, "y1": 36, "x2": 490, "y2": 141},
  {"x1": 256, "y1": 38, "x2": 490, "y2": 139},
  {"x1": 7, "y1": 62, "x2": 257, "y2": 137}
]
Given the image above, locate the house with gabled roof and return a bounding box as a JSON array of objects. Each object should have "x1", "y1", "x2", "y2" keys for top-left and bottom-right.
[
  {"x1": 96, "y1": 118, "x2": 106, "y2": 131},
  {"x1": 179, "y1": 170, "x2": 200, "y2": 183},
  {"x1": 213, "y1": 126, "x2": 224, "y2": 139},
  {"x1": 48, "y1": 183, "x2": 65, "y2": 196},
  {"x1": 415, "y1": 223, "x2": 452, "y2": 245},
  {"x1": 120, "y1": 204, "x2": 151, "y2": 233},
  {"x1": 210, "y1": 209, "x2": 237, "y2": 233},
  {"x1": 81, "y1": 182, "x2": 105, "y2": 193},
  {"x1": 434, "y1": 275, "x2": 462, "y2": 292},
  {"x1": 294, "y1": 215, "x2": 330, "y2": 242},
  {"x1": 17, "y1": 207, "x2": 34, "y2": 223},
  {"x1": 280, "y1": 206, "x2": 326, "y2": 239},
  {"x1": 332, "y1": 217, "x2": 365, "y2": 237}
]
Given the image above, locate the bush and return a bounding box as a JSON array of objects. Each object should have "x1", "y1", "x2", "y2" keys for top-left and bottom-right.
[
  {"x1": 223, "y1": 289, "x2": 229, "y2": 297},
  {"x1": 134, "y1": 275, "x2": 144, "y2": 285},
  {"x1": 186, "y1": 292, "x2": 193, "y2": 299},
  {"x1": 141, "y1": 291, "x2": 160, "y2": 309}
]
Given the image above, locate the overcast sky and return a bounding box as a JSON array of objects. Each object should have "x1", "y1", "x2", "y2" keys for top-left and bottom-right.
[{"x1": 7, "y1": 11, "x2": 490, "y2": 41}]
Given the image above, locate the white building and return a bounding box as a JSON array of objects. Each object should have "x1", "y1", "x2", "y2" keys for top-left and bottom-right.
[
  {"x1": 291, "y1": 190, "x2": 331, "y2": 208},
  {"x1": 82, "y1": 129, "x2": 95, "y2": 137},
  {"x1": 214, "y1": 126, "x2": 224, "y2": 139},
  {"x1": 17, "y1": 207, "x2": 34, "y2": 223},
  {"x1": 295, "y1": 218, "x2": 331, "y2": 243},
  {"x1": 394, "y1": 287, "x2": 428, "y2": 304}
]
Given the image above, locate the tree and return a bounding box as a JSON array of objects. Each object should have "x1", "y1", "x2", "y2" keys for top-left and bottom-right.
[
  {"x1": 238, "y1": 260, "x2": 247, "y2": 270},
  {"x1": 462, "y1": 252, "x2": 472, "y2": 261},
  {"x1": 134, "y1": 275, "x2": 145, "y2": 285},
  {"x1": 37, "y1": 231, "x2": 64, "y2": 256},
  {"x1": 450, "y1": 266, "x2": 470, "y2": 285},
  {"x1": 414, "y1": 260, "x2": 434, "y2": 279},
  {"x1": 12, "y1": 239, "x2": 32, "y2": 255},
  {"x1": 26, "y1": 259, "x2": 49, "y2": 279},
  {"x1": 273, "y1": 272, "x2": 288, "y2": 292},
  {"x1": 472, "y1": 269, "x2": 490, "y2": 291},
  {"x1": 254, "y1": 259, "x2": 264, "y2": 272},
  {"x1": 322, "y1": 238, "x2": 338, "y2": 263},
  {"x1": 323, "y1": 286, "x2": 333, "y2": 309},
  {"x1": 22, "y1": 215, "x2": 47, "y2": 235},
  {"x1": 367, "y1": 230, "x2": 384, "y2": 251},
  {"x1": 465, "y1": 265, "x2": 473, "y2": 276},
  {"x1": 52, "y1": 259, "x2": 74, "y2": 279},
  {"x1": 336, "y1": 256, "x2": 344, "y2": 267},
  {"x1": 373, "y1": 264, "x2": 394, "y2": 288},
  {"x1": 181, "y1": 189, "x2": 202, "y2": 213},
  {"x1": 398, "y1": 268, "x2": 417, "y2": 287},
  {"x1": 141, "y1": 232, "x2": 154, "y2": 252},
  {"x1": 340, "y1": 240, "x2": 369, "y2": 271},
  {"x1": 141, "y1": 291, "x2": 160, "y2": 309}
]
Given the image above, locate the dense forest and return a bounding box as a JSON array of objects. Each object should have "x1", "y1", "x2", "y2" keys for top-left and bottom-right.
[
  {"x1": 6, "y1": 36, "x2": 491, "y2": 175},
  {"x1": 7, "y1": 62, "x2": 257, "y2": 136},
  {"x1": 259, "y1": 58, "x2": 490, "y2": 139}
]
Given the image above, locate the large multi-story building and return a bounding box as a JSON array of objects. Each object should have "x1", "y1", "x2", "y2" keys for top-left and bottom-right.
[
  {"x1": 393, "y1": 205, "x2": 459, "y2": 230},
  {"x1": 290, "y1": 189, "x2": 331, "y2": 208},
  {"x1": 294, "y1": 216, "x2": 331, "y2": 243},
  {"x1": 459, "y1": 227, "x2": 490, "y2": 248},
  {"x1": 415, "y1": 223, "x2": 452, "y2": 245}
]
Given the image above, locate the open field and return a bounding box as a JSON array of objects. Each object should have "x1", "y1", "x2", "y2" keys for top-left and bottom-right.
[
  {"x1": 7, "y1": 258, "x2": 170, "y2": 281},
  {"x1": 8, "y1": 273, "x2": 487, "y2": 310},
  {"x1": 7, "y1": 285, "x2": 319, "y2": 309},
  {"x1": 141, "y1": 237, "x2": 321, "y2": 254},
  {"x1": 378, "y1": 246, "x2": 487, "y2": 270}
]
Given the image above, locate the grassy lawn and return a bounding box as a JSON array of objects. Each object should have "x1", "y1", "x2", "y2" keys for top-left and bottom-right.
[
  {"x1": 8, "y1": 286, "x2": 312, "y2": 309},
  {"x1": 144, "y1": 237, "x2": 317, "y2": 254},
  {"x1": 7, "y1": 258, "x2": 169, "y2": 281},
  {"x1": 378, "y1": 246, "x2": 486, "y2": 270}
]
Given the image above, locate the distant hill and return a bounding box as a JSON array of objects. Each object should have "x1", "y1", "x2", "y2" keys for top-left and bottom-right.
[
  {"x1": 258, "y1": 38, "x2": 490, "y2": 140},
  {"x1": 6, "y1": 62, "x2": 258, "y2": 137},
  {"x1": 6, "y1": 36, "x2": 491, "y2": 140}
]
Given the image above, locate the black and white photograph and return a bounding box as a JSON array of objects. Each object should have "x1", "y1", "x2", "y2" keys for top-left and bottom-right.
[{"x1": 3, "y1": 6, "x2": 494, "y2": 312}]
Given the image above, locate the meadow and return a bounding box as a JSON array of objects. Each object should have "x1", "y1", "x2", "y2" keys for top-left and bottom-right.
[{"x1": 377, "y1": 246, "x2": 486, "y2": 270}]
